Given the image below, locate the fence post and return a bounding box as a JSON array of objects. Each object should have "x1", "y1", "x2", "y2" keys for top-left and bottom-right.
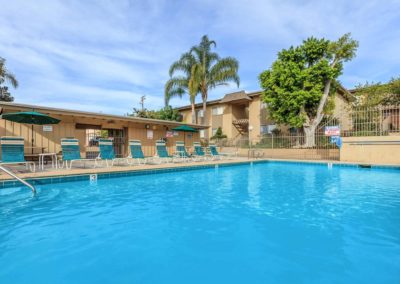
[{"x1": 272, "y1": 133, "x2": 274, "y2": 149}]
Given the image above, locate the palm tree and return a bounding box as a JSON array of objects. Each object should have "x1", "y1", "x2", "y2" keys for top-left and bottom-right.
[
  {"x1": 165, "y1": 52, "x2": 200, "y2": 124},
  {"x1": 165, "y1": 35, "x2": 240, "y2": 131},
  {"x1": 0, "y1": 57, "x2": 18, "y2": 102},
  {"x1": 191, "y1": 36, "x2": 240, "y2": 135}
]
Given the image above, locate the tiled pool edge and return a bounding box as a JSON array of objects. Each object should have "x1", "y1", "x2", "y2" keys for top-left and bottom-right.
[
  {"x1": 0, "y1": 161, "x2": 252, "y2": 189},
  {"x1": 0, "y1": 159, "x2": 399, "y2": 189}
]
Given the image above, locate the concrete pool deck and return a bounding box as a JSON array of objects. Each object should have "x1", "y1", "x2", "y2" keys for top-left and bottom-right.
[
  {"x1": 0, "y1": 157, "x2": 399, "y2": 183},
  {"x1": 0, "y1": 157, "x2": 252, "y2": 181}
]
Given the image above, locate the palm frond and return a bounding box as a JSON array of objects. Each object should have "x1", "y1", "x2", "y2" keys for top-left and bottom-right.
[
  {"x1": 209, "y1": 57, "x2": 240, "y2": 87},
  {"x1": 4, "y1": 73, "x2": 18, "y2": 88},
  {"x1": 0, "y1": 57, "x2": 19, "y2": 88},
  {"x1": 164, "y1": 77, "x2": 188, "y2": 105},
  {"x1": 169, "y1": 52, "x2": 196, "y2": 77}
]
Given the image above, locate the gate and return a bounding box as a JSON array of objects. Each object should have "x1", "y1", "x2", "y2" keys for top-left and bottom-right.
[{"x1": 85, "y1": 128, "x2": 126, "y2": 159}]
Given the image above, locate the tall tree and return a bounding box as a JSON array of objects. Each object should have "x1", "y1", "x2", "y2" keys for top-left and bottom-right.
[
  {"x1": 165, "y1": 52, "x2": 199, "y2": 124},
  {"x1": 189, "y1": 35, "x2": 240, "y2": 138},
  {"x1": 165, "y1": 35, "x2": 240, "y2": 132},
  {"x1": 259, "y1": 33, "x2": 358, "y2": 147},
  {"x1": 0, "y1": 57, "x2": 19, "y2": 102},
  {"x1": 353, "y1": 77, "x2": 400, "y2": 107}
]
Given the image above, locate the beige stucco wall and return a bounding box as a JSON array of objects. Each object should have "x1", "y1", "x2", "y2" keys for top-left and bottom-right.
[
  {"x1": 248, "y1": 96, "x2": 261, "y2": 141},
  {"x1": 181, "y1": 107, "x2": 212, "y2": 138},
  {"x1": 340, "y1": 135, "x2": 400, "y2": 165},
  {"x1": 333, "y1": 95, "x2": 352, "y2": 131},
  {"x1": 0, "y1": 110, "x2": 199, "y2": 159}
]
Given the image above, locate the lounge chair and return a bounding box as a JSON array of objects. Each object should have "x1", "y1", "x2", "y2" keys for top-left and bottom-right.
[
  {"x1": 208, "y1": 143, "x2": 237, "y2": 160},
  {"x1": 155, "y1": 140, "x2": 174, "y2": 163},
  {"x1": 192, "y1": 142, "x2": 207, "y2": 161},
  {"x1": 98, "y1": 138, "x2": 129, "y2": 167},
  {"x1": 128, "y1": 140, "x2": 153, "y2": 165},
  {"x1": 175, "y1": 141, "x2": 194, "y2": 162},
  {"x1": 60, "y1": 138, "x2": 99, "y2": 169},
  {"x1": 0, "y1": 136, "x2": 35, "y2": 172}
]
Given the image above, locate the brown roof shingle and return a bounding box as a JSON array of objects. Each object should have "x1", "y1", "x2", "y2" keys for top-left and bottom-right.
[{"x1": 220, "y1": 91, "x2": 252, "y2": 103}]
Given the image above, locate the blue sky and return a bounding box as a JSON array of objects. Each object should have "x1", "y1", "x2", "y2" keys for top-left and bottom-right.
[{"x1": 0, "y1": 0, "x2": 399, "y2": 115}]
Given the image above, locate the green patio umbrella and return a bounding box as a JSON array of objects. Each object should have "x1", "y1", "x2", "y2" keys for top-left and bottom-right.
[
  {"x1": 172, "y1": 125, "x2": 198, "y2": 143},
  {"x1": 1, "y1": 111, "x2": 61, "y2": 154}
]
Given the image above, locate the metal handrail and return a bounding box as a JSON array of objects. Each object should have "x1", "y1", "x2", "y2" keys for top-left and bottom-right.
[{"x1": 0, "y1": 165, "x2": 36, "y2": 194}]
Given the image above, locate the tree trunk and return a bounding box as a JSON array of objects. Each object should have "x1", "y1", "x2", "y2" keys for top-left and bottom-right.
[
  {"x1": 191, "y1": 102, "x2": 196, "y2": 124},
  {"x1": 302, "y1": 79, "x2": 332, "y2": 147},
  {"x1": 303, "y1": 125, "x2": 316, "y2": 148},
  {"x1": 202, "y1": 90, "x2": 208, "y2": 139}
]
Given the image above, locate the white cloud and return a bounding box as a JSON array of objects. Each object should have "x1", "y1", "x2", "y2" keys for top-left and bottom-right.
[{"x1": 0, "y1": 0, "x2": 399, "y2": 113}]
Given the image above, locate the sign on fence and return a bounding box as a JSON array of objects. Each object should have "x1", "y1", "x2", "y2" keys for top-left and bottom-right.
[
  {"x1": 324, "y1": 126, "x2": 340, "y2": 136},
  {"x1": 43, "y1": 125, "x2": 53, "y2": 132}
]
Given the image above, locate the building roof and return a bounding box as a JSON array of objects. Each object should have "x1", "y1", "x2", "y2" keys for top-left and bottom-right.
[
  {"x1": 220, "y1": 91, "x2": 252, "y2": 103},
  {"x1": 0, "y1": 102, "x2": 208, "y2": 129},
  {"x1": 175, "y1": 99, "x2": 221, "y2": 111},
  {"x1": 177, "y1": 85, "x2": 354, "y2": 111}
]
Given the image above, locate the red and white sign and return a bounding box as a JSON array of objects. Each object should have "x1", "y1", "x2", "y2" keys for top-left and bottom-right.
[{"x1": 324, "y1": 126, "x2": 340, "y2": 136}]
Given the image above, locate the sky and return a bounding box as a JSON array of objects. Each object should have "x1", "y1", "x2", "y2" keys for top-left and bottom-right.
[{"x1": 0, "y1": 0, "x2": 399, "y2": 115}]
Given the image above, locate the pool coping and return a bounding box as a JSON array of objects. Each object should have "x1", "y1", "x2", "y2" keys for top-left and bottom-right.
[{"x1": 0, "y1": 158, "x2": 399, "y2": 189}]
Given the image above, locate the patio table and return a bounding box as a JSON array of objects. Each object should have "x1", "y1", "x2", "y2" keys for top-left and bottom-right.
[{"x1": 39, "y1": 153, "x2": 58, "y2": 171}]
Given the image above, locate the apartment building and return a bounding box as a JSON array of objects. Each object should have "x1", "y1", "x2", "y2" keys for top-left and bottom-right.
[{"x1": 177, "y1": 89, "x2": 352, "y2": 141}]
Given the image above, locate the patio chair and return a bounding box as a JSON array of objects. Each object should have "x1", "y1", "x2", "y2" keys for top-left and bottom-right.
[
  {"x1": 98, "y1": 138, "x2": 129, "y2": 167},
  {"x1": 128, "y1": 140, "x2": 154, "y2": 165},
  {"x1": 208, "y1": 143, "x2": 237, "y2": 160},
  {"x1": 192, "y1": 142, "x2": 207, "y2": 161},
  {"x1": 175, "y1": 141, "x2": 193, "y2": 162},
  {"x1": 155, "y1": 140, "x2": 175, "y2": 163},
  {"x1": 0, "y1": 136, "x2": 35, "y2": 172},
  {"x1": 60, "y1": 138, "x2": 99, "y2": 169}
]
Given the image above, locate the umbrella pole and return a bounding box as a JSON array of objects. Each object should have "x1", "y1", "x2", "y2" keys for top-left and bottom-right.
[{"x1": 31, "y1": 124, "x2": 34, "y2": 155}]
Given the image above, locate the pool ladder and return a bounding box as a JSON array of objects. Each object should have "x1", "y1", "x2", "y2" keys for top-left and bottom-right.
[{"x1": 0, "y1": 165, "x2": 36, "y2": 194}]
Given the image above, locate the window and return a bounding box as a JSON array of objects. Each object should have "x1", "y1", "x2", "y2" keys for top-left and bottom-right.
[
  {"x1": 260, "y1": 124, "x2": 276, "y2": 134},
  {"x1": 199, "y1": 129, "x2": 205, "y2": 138},
  {"x1": 212, "y1": 128, "x2": 218, "y2": 136},
  {"x1": 197, "y1": 109, "x2": 204, "y2": 118},
  {"x1": 212, "y1": 106, "x2": 224, "y2": 116}
]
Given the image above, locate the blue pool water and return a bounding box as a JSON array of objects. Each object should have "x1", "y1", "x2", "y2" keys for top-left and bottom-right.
[{"x1": 0, "y1": 162, "x2": 399, "y2": 283}]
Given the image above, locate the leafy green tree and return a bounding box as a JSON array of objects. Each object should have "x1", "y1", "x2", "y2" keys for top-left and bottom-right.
[
  {"x1": 128, "y1": 106, "x2": 182, "y2": 122},
  {"x1": 128, "y1": 107, "x2": 158, "y2": 119},
  {"x1": 165, "y1": 35, "x2": 240, "y2": 131},
  {"x1": 259, "y1": 33, "x2": 358, "y2": 147},
  {"x1": 0, "y1": 86, "x2": 14, "y2": 102},
  {"x1": 211, "y1": 127, "x2": 227, "y2": 140},
  {"x1": 354, "y1": 77, "x2": 400, "y2": 106},
  {"x1": 0, "y1": 57, "x2": 18, "y2": 102},
  {"x1": 157, "y1": 105, "x2": 182, "y2": 121}
]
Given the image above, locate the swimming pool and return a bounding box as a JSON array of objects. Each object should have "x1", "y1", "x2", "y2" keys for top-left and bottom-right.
[{"x1": 0, "y1": 162, "x2": 399, "y2": 283}]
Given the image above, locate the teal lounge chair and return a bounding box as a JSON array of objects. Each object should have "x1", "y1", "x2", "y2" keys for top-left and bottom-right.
[
  {"x1": 175, "y1": 141, "x2": 192, "y2": 162},
  {"x1": 0, "y1": 136, "x2": 35, "y2": 172},
  {"x1": 61, "y1": 138, "x2": 98, "y2": 169},
  {"x1": 98, "y1": 138, "x2": 129, "y2": 167},
  {"x1": 208, "y1": 143, "x2": 222, "y2": 160},
  {"x1": 155, "y1": 140, "x2": 174, "y2": 163},
  {"x1": 128, "y1": 140, "x2": 153, "y2": 164},
  {"x1": 193, "y1": 142, "x2": 207, "y2": 161},
  {"x1": 208, "y1": 143, "x2": 237, "y2": 160}
]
